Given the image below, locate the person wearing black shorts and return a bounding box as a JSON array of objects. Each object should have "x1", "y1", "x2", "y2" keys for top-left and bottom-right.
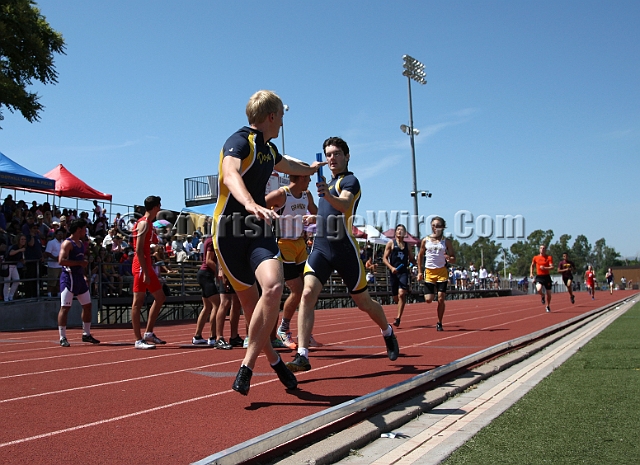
[
  {"x1": 192, "y1": 235, "x2": 230, "y2": 349},
  {"x1": 530, "y1": 245, "x2": 554, "y2": 312},
  {"x1": 557, "y1": 251, "x2": 576, "y2": 304},
  {"x1": 213, "y1": 90, "x2": 322, "y2": 395},
  {"x1": 382, "y1": 224, "x2": 414, "y2": 327},
  {"x1": 286, "y1": 137, "x2": 399, "y2": 373}
]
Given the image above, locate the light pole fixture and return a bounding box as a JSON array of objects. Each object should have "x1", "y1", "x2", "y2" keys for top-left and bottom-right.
[
  {"x1": 401, "y1": 54, "x2": 426, "y2": 237},
  {"x1": 281, "y1": 104, "x2": 289, "y2": 155}
]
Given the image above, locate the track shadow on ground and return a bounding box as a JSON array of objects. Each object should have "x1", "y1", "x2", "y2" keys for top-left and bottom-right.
[{"x1": 245, "y1": 389, "x2": 357, "y2": 410}]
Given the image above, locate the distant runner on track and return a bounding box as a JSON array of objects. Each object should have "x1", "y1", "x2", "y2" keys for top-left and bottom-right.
[
  {"x1": 530, "y1": 244, "x2": 554, "y2": 312},
  {"x1": 417, "y1": 217, "x2": 456, "y2": 331},
  {"x1": 557, "y1": 251, "x2": 576, "y2": 304}
]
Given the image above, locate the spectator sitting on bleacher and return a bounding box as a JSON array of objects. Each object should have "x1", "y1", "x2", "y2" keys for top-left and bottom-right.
[
  {"x1": 183, "y1": 235, "x2": 196, "y2": 260},
  {"x1": 152, "y1": 244, "x2": 175, "y2": 273},
  {"x1": 94, "y1": 216, "x2": 107, "y2": 237},
  {"x1": 165, "y1": 241, "x2": 174, "y2": 258},
  {"x1": 172, "y1": 235, "x2": 188, "y2": 262},
  {"x1": 365, "y1": 256, "x2": 376, "y2": 284},
  {"x1": 102, "y1": 228, "x2": 117, "y2": 249}
]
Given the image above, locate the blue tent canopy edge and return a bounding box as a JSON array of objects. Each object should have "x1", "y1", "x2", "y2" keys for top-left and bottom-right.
[{"x1": 0, "y1": 151, "x2": 56, "y2": 190}]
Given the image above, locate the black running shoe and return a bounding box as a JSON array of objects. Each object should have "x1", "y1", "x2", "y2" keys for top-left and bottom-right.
[
  {"x1": 82, "y1": 334, "x2": 100, "y2": 344},
  {"x1": 383, "y1": 330, "x2": 399, "y2": 361},
  {"x1": 232, "y1": 365, "x2": 252, "y2": 396},
  {"x1": 60, "y1": 337, "x2": 70, "y2": 347},
  {"x1": 541, "y1": 296, "x2": 545, "y2": 305},
  {"x1": 570, "y1": 295, "x2": 575, "y2": 304},
  {"x1": 272, "y1": 358, "x2": 298, "y2": 390},
  {"x1": 546, "y1": 306, "x2": 551, "y2": 313},
  {"x1": 215, "y1": 337, "x2": 232, "y2": 350},
  {"x1": 229, "y1": 335, "x2": 244, "y2": 347},
  {"x1": 436, "y1": 322, "x2": 443, "y2": 332},
  {"x1": 393, "y1": 318, "x2": 401, "y2": 327},
  {"x1": 286, "y1": 353, "x2": 311, "y2": 372}
]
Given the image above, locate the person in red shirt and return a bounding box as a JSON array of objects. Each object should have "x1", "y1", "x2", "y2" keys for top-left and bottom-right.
[
  {"x1": 130, "y1": 196, "x2": 166, "y2": 349},
  {"x1": 530, "y1": 244, "x2": 554, "y2": 312},
  {"x1": 584, "y1": 265, "x2": 596, "y2": 300}
]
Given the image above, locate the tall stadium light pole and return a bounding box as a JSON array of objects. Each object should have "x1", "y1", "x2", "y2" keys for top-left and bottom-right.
[
  {"x1": 281, "y1": 104, "x2": 289, "y2": 154},
  {"x1": 402, "y1": 55, "x2": 426, "y2": 237}
]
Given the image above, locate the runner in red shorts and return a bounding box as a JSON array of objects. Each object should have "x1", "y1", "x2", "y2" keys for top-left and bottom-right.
[
  {"x1": 584, "y1": 265, "x2": 596, "y2": 300},
  {"x1": 130, "y1": 196, "x2": 166, "y2": 349}
]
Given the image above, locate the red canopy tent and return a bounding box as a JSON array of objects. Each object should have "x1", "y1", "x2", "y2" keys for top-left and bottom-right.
[
  {"x1": 382, "y1": 228, "x2": 421, "y2": 246},
  {"x1": 43, "y1": 164, "x2": 112, "y2": 201}
]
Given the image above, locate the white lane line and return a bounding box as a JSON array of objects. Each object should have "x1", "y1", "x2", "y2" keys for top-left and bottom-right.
[{"x1": 0, "y1": 349, "x2": 197, "y2": 380}]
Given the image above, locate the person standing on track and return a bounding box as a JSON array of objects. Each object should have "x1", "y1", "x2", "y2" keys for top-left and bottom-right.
[
  {"x1": 286, "y1": 136, "x2": 400, "y2": 373},
  {"x1": 383, "y1": 224, "x2": 415, "y2": 327},
  {"x1": 130, "y1": 196, "x2": 167, "y2": 350},
  {"x1": 606, "y1": 268, "x2": 614, "y2": 295},
  {"x1": 417, "y1": 217, "x2": 456, "y2": 331},
  {"x1": 530, "y1": 244, "x2": 554, "y2": 312},
  {"x1": 585, "y1": 265, "x2": 596, "y2": 300},
  {"x1": 57, "y1": 219, "x2": 100, "y2": 347},
  {"x1": 214, "y1": 90, "x2": 323, "y2": 395},
  {"x1": 266, "y1": 173, "x2": 321, "y2": 350},
  {"x1": 191, "y1": 235, "x2": 231, "y2": 349},
  {"x1": 557, "y1": 251, "x2": 576, "y2": 304}
]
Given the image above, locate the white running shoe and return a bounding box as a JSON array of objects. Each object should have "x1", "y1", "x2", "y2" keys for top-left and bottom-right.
[
  {"x1": 243, "y1": 337, "x2": 249, "y2": 349},
  {"x1": 192, "y1": 335, "x2": 207, "y2": 345},
  {"x1": 144, "y1": 332, "x2": 166, "y2": 344},
  {"x1": 135, "y1": 339, "x2": 156, "y2": 350}
]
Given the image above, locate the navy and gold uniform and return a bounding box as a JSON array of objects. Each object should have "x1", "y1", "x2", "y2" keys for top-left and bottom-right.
[
  {"x1": 389, "y1": 240, "x2": 410, "y2": 296},
  {"x1": 304, "y1": 171, "x2": 367, "y2": 294},
  {"x1": 213, "y1": 127, "x2": 282, "y2": 291}
]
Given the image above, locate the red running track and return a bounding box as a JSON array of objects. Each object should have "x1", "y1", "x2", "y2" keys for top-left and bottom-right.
[{"x1": 0, "y1": 290, "x2": 634, "y2": 464}]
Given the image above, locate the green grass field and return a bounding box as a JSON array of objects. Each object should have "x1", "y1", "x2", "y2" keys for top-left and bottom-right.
[{"x1": 443, "y1": 302, "x2": 640, "y2": 465}]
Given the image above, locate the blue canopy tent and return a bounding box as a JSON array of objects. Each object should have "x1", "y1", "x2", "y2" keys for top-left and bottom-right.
[{"x1": 0, "y1": 151, "x2": 55, "y2": 191}]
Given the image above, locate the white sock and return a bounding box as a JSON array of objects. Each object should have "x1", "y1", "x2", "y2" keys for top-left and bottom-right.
[
  {"x1": 82, "y1": 322, "x2": 91, "y2": 335},
  {"x1": 270, "y1": 356, "x2": 282, "y2": 367},
  {"x1": 58, "y1": 326, "x2": 66, "y2": 339},
  {"x1": 298, "y1": 347, "x2": 309, "y2": 358},
  {"x1": 381, "y1": 324, "x2": 393, "y2": 337}
]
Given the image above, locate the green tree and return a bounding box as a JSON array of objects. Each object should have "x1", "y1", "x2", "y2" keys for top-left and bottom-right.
[
  {"x1": 0, "y1": 0, "x2": 65, "y2": 127},
  {"x1": 571, "y1": 234, "x2": 592, "y2": 274}
]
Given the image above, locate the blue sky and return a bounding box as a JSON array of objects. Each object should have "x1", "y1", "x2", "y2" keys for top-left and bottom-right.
[{"x1": 2, "y1": 1, "x2": 639, "y2": 257}]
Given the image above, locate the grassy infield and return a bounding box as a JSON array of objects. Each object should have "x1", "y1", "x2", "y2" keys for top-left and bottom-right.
[{"x1": 443, "y1": 301, "x2": 640, "y2": 465}]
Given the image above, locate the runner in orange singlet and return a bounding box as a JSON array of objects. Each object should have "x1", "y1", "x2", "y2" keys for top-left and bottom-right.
[{"x1": 530, "y1": 244, "x2": 554, "y2": 312}]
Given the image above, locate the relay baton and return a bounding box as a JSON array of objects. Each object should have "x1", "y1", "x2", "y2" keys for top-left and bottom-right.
[{"x1": 316, "y1": 152, "x2": 324, "y2": 197}]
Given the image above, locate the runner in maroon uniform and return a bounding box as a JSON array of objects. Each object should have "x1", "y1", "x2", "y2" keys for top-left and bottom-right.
[{"x1": 130, "y1": 196, "x2": 166, "y2": 349}]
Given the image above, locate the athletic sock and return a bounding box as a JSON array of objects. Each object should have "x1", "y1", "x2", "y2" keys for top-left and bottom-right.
[
  {"x1": 298, "y1": 347, "x2": 309, "y2": 358},
  {"x1": 279, "y1": 318, "x2": 290, "y2": 332},
  {"x1": 58, "y1": 326, "x2": 66, "y2": 339},
  {"x1": 381, "y1": 324, "x2": 393, "y2": 337},
  {"x1": 82, "y1": 322, "x2": 91, "y2": 335},
  {"x1": 270, "y1": 356, "x2": 282, "y2": 367}
]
